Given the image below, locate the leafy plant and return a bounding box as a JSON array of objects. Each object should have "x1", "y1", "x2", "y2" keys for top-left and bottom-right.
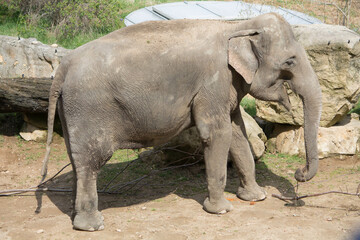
[
  {"x1": 349, "y1": 99, "x2": 360, "y2": 115},
  {"x1": 240, "y1": 97, "x2": 257, "y2": 117},
  {"x1": 1, "y1": 0, "x2": 123, "y2": 42}
]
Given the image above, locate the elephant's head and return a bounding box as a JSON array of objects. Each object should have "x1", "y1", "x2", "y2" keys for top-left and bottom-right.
[{"x1": 228, "y1": 13, "x2": 322, "y2": 182}]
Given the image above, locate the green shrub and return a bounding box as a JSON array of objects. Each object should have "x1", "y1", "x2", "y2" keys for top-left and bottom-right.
[
  {"x1": 1, "y1": 0, "x2": 123, "y2": 40},
  {"x1": 350, "y1": 99, "x2": 360, "y2": 115},
  {"x1": 240, "y1": 97, "x2": 257, "y2": 117}
]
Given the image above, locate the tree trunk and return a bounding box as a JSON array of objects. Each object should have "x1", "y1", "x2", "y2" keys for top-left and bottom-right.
[{"x1": 0, "y1": 78, "x2": 52, "y2": 113}]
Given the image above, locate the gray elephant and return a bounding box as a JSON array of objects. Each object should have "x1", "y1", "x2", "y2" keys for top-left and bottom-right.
[{"x1": 41, "y1": 13, "x2": 322, "y2": 231}]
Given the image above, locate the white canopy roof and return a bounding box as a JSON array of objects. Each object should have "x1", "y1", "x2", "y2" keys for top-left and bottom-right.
[{"x1": 124, "y1": 1, "x2": 322, "y2": 26}]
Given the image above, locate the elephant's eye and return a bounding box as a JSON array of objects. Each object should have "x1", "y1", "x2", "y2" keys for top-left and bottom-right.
[{"x1": 282, "y1": 56, "x2": 296, "y2": 69}]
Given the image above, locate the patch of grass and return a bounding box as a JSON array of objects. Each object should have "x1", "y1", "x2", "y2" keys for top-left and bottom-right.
[
  {"x1": 55, "y1": 152, "x2": 68, "y2": 163},
  {"x1": 98, "y1": 165, "x2": 122, "y2": 185},
  {"x1": 25, "y1": 152, "x2": 42, "y2": 165},
  {"x1": 261, "y1": 153, "x2": 303, "y2": 167},
  {"x1": 0, "y1": 19, "x2": 18, "y2": 36},
  {"x1": 256, "y1": 152, "x2": 304, "y2": 184},
  {"x1": 330, "y1": 167, "x2": 347, "y2": 177},
  {"x1": 240, "y1": 97, "x2": 257, "y2": 117},
  {"x1": 344, "y1": 165, "x2": 360, "y2": 175},
  {"x1": 328, "y1": 165, "x2": 360, "y2": 177},
  {"x1": 111, "y1": 149, "x2": 139, "y2": 163},
  {"x1": 97, "y1": 150, "x2": 144, "y2": 189},
  {"x1": 153, "y1": 199, "x2": 163, "y2": 202},
  {"x1": 16, "y1": 135, "x2": 24, "y2": 148},
  {"x1": 349, "y1": 99, "x2": 360, "y2": 115},
  {"x1": 56, "y1": 31, "x2": 108, "y2": 49}
]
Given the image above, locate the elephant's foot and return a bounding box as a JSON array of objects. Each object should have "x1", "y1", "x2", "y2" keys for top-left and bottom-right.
[
  {"x1": 237, "y1": 185, "x2": 267, "y2": 201},
  {"x1": 73, "y1": 211, "x2": 104, "y2": 231},
  {"x1": 203, "y1": 197, "x2": 234, "y2": 214}
]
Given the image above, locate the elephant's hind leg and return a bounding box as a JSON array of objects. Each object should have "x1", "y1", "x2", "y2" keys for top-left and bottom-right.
[
  {"x1": 230, "y1": 108, "x2": 266, "y2": 201},
  {"x1": 65, "y1": 131, "x2": 113, "y2": 231},
  {"x1": 72, "y1": 161, "x2": 104, "y2": 231}
]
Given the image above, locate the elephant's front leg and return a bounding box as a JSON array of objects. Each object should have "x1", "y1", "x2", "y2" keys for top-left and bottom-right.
[
  {"x1": 230, "y1": 108, "x2": 267, "y2": 201},
  {"x1": 195, "y1": 113, "x2": 234, "y2": 214},
  {"x1": 72, "y1": 162, "x2": 104, "y2": 231}
]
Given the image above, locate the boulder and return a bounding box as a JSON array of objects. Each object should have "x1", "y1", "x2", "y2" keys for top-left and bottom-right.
[
  {"x1": 267, "y1": 116, "x2": 360, "y2": 158},
  {"x1": 241, "y1": 107, "x2": 267, "y2": 159},
  {"x1": 0, "y1": 36, "x2": 70, "y2": 113},
  {"x1": 19, "y1": 122, "x2": 47, "y2": 142},
  {"x1": 256, "y1": 24, "x2": 360, "y2": 127},
  {"x1": 158, "y1": 106, "x2": 267, "y2": 161},
  {"x1": 0, "y1": 35, "x2": 70, "y2": 79},
  {"x1": 0, "y1": 77, "x2": 53, "y2": 113}
]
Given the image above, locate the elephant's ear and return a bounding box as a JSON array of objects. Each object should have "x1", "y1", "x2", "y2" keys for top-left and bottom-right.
[{"x1": 228, "y1": 29, "x2": 263, "y2": 84}]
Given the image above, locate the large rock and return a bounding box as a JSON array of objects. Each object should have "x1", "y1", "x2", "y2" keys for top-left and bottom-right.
[
  {"x1": 158, "y1": 106, "x2": 267, "y2": 161},
  {"x1": 241, "y1": 107, "x2": 267, "y2": 159},
  {"x1": 267, "y1": 116, "x2": 360, "y2": 158},
  {"x1": 256, "y1": 24, "x2": 360, "y2": 127},
  {"x1": 0, "y1": 36, "x2": 70, "y2": 78},
  {"x1": 19, "y1": 122, "x2": 47, "y2": 142},
  {"x1": 0, "y1": 36, "x2": 71, "y2": 113}
]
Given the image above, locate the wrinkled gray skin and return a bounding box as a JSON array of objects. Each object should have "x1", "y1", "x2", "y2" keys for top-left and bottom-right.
[{"x1": 41, "y1": 13, "x2": 321, "y2": 231}]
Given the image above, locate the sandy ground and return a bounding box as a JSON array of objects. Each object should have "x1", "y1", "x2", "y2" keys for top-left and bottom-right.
[{"x1": 0, "y1": 135, "x2": 359, "y2": 240}]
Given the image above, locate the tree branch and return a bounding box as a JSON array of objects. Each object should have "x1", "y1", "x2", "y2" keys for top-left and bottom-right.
[{"x1": 272, "y1": 184, "x2": 360, "y2": 201}]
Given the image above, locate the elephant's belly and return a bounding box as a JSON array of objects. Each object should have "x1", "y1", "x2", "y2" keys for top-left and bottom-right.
[{"x1": 118, "y1": 106, "x2": 194, "y2": 148}]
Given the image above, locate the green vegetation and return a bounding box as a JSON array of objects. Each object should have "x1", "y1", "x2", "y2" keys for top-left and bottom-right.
[
  {"x1": 0, "y1": 0, "x2": 185, "y2": 48},
  {"x1": 1, "y1": 0, "x2": 124, "y2": 48},
  {"x1": 240, "y1": 97, "x2": 256, "y2": 117},
  {"x1": 255, "y1": 152, "x2": 304, "y2": 184},
  {"x1": 97, "y1": 149, "x2": 140, "y2": 187},
  {"x1": 111, "y1": 149, "x2": 139, "y2": 163},
  {"x1": 260, "y1": 153, "x2": 304, "y2": 172},
  {"x1": 349, "y1": 99, "x2": 360, "y2": 115}
]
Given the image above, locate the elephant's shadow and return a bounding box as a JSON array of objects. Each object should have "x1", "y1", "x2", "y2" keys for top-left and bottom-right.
[{"x1": 39, "y1": 156, "x2": 297, "y2": 217}]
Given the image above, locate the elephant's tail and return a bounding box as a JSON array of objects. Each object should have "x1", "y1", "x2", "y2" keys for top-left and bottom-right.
[{"x1": 40, "y1": 69, "x2": 65, "y2": 184}]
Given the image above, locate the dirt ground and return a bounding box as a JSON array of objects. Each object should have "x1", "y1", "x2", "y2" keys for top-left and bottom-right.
[{"x1": 0, "y1": 133, "x2": 359, "y2": 240}]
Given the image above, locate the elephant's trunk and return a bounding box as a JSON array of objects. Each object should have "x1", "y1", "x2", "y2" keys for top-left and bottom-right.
[{"x1": 292, "y1": 65, "x2": 322, "y2": 182}]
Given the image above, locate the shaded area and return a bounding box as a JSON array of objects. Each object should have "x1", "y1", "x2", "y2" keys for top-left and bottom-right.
[
  {"x1": 0, "y1": 112, "x2": 62, "y2": 137},
  {"x1": 0, "y1": 113, "x2": 23, "y2": 136},
  {"x1": 40, "y1": 153, "x2": 299, "y2": 217}
]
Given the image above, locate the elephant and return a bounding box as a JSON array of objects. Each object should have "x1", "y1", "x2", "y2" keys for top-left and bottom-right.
[{"x1": 41, "y1": 13, "x2": 322, "y2": 231}]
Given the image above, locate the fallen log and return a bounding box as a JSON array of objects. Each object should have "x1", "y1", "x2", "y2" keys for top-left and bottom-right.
[{"x1": 0, "y1": 78, "x2": 52, "y2": 113}]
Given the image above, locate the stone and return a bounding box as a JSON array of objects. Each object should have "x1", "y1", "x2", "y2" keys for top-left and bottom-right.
[
  {"x1": 158, "y1": 106, "x2": 266, "y2": 161},
  {"x1": 256, "y1": 24, "x2": 360, "y2": 127},
  {"x1": 0, "y1": 35, "x2": 70, "y2": 79},
  {"x1": 268, "y1": 116, "x2": 360, "y2": 158},
  {"x1": 19, "y1": 122, "x2": 47, "y2": 141},
  {"x1": 0, "y1": 36, "x2": 70, "y2": 113},
  {"x1": 241, "y1": 107, "x2": 267, "y2": 159}
]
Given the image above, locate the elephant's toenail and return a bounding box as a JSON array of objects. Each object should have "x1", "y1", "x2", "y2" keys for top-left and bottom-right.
[{"x1": 218, "y1": 210, "x2": 227, "y2": 214}]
